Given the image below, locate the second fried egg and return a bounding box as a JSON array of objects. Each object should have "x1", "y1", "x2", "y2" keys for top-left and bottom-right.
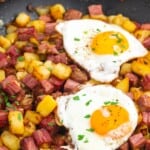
[
  {"x1": 56, "y1": 85, "x2": 138, "y2": 150},
  {"x1": 56, "y1": 19, "x2": 147, "y2": 82}
]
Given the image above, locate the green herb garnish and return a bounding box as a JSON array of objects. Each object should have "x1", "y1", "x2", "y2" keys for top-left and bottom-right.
[
  {"x1": 112, "y1": 33, "x2": 122, "y2": 43},
  {"x1": 48, "y1": 122, "x2": 55, "y2": 126},
  {"x1": 14, "y1": 101, "x2": 19, "y2": 106},
  {"x1": 78, "y1": 134, "x2": 85, "y2": 141},
  {"x1": 47, "y1": 67, "x2": 52, "y2": 71},
  {"x1": 73, "y1": 95, "x2": 80, "y2": 101},
  {"x1": 84, "y1": 139, "x2": 89, "y2": 143},
  {"x1": 85, "y1": 100, "x2": 92, "y2": 106},
  {"x1": 86, "y1": 128, "x2": 94, "y2": 132},
  {"x1": 17, "y1": 113, "x2": 22, "y2": 121},
  {"x1": 112, "y1": 60, "x2": 117, "y2": 63},
  {"x1": 96, "y1": 28, "x2": 101, "y2": 32},
  {"x1": 104, "y1": 99, "x2": 119, "y2": 106},
  {"x1": 84, "y1": 114, "x2": 91, "y2": 118},
  {"x1": 84, "y1": 31, "x2": 88, "y2": 34},
  {"x1": 17, "y1": 56, "x2": 25, "y2": 61},
  {"x1": 74, "y1": 37, "x2": 80, "y2": 41},
  {"x1": 113, "y1": 51, "x2": 118, "y2": 56}
]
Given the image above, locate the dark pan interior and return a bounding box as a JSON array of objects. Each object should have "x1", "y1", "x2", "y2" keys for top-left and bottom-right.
[{"x1": 0, "y1": 0, "x2": 150, "y2": 34}]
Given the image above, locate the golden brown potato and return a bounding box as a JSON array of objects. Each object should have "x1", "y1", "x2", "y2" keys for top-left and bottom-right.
[
  {"x1": 50, "y1": 4, "x2": 65, "y2": 20},
  {"x1": 1, "y1": 130, "x2": 20, "y2": 150},
  {"x1": 15, "y1": 12, "x2": 30, "y2": 27},
  {"x1": 115, "y1": 77, "x2": 129, "y2": 93}
]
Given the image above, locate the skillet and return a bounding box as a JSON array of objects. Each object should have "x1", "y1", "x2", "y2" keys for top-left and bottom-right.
[{"x1": 0, "y1": 0, "x2": 150, "y2": 35}]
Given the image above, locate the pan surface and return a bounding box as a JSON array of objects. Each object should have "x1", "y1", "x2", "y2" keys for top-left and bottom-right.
[{"x1": 0, "y1": 0, "x2": 149, "y2": 34}]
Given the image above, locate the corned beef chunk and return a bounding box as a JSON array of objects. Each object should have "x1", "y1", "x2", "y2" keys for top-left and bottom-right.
[
  {"x1": 22, "y1": 74, "x2": 39, "y2": 89},
  {"x1": 21, "y1": 136, "x2": 38, "y2": 150},
  {"x1": 33, "y1": 128, "x2": 52, "y2": 145},
  {"x1": 1, "y1": 75, "x2": 21, "y2": 95}
]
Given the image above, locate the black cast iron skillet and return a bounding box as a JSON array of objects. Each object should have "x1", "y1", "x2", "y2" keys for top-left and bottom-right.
[{"x1": 0, "y1": 0, "x2": 150, "y2": 34}]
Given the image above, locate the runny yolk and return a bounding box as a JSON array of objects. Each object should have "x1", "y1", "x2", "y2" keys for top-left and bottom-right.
[
  {"x1": 91, "y1": 31, "x2": 129, "y2": 55},
  {"x1": 90, "y1": 105, "x2": 129, "y2": 135}
]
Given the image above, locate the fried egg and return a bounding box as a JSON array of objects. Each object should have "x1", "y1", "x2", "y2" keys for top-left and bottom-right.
[
  {"x1": 56, "y1": 19, "x2": 147, "y2": 82},
  {"x1": 56, "y1": 85, "x2": 138, "y2": 150}
]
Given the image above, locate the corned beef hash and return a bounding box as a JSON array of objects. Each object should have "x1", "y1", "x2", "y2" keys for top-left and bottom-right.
[{"x1": 0, "y1": 3, "x2": 150, "y2": 150}]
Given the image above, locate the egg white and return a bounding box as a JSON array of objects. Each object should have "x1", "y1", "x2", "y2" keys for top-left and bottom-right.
[
  {"x1": 56, "y1": 19, "x2": 147, "y2": 82},
  {"x1": 56, "y1": 85, "x2": 138, "y2": 150}
]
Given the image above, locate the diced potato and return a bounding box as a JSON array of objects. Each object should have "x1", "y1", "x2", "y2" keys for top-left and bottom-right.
[
  {"x1": 90, "y1": 14, "x2": 108, "y2": 22},
  {"x1": 134, "y1": 29, "x2": 150, "y2": 42},
  {"x1": 27, "y1": 20, "x2": 45, "y2": 32},
  {"x1": 23, "y1": 122, "x2": 36, "y2": 137},
  {"x1": 1, "y1": 130, "x2": 20, "y2": 150},
  {"x1": 26, "y1": 60, "x2": 43, "y2": 73},
  {"x1": 33, "y1": 65, "x2": 51, "y2": 80},
  {"x1": 0, "y1": 46, "x2": 5, "y2": 53},
  {"x1": 115, "y1": 77, "x2": 129, "y2": 93},
  {"x1": 6, "y1": 32, "x2": 17, "y2": 44},
  {"x1": 82, "y1": 14, "x2": 90, "y2": 19},
  {"x1": 44, "y1": 60, "x2": 55, "y2": 71},
  {"x1": 131, "y1": 61, "x2": 150, "y2": 76},
  {"x1": 50, "y1": 4, "x2": 65, "y2": 20},
  {"x1": 35, "y1": 6, "x2": 50, "y2": 16},
  {"x1": 24, "y1": 52, "x2": 39, "y2": 62},
  {"x1": 52, "y1": 63, "x2": 72, "y2": 80},
  {"x1": 6, "y1": 25, "x2": 17, "y2": 34},
  {"x1": 0, "y1": 70, "x2": 5, "y2": 81},
  {"x1": 122, "y1": 19, "x2": 136, "y2": 33},
  {"x1": 0, "y1": 137, "x2": 3, "y2": 146},
  {"x1": 8, "y1": 111, "x2": 24, "y2": 135},
  {"x1": 36, "y1": 95, "x2": 57, "y2": 117},
  {"x1": 130, "y1": 87, "x2": 143, "y2": 101},
  {"x1": 111, "y1": 14, "x2": 126, "y2": 26},
  {"x1": 40, "y1": 143, "x2": 50, "y2": 149},
  {"x1": 15, "y1": 12, "x2": 30, "y2": 27},
  {"x1": 15, "y1": 41, "x2": 27, "y2": 49},
  {"x1": 30, "y1": 37, "x2": 39, "y2": 45},
  {"x1": 15, "y1": 59, "x2": 26, "y2": 71},
  {"x1": 120, "y1": 63, "x2": 132, "y2": 75},
  {"x1": 24, "y1": 110, "x2": 42, "y2": 124},
  {"x1": 107, "y1": 15, "x2": 115, "y2": 23},
  {"x1": 0, "y1": 35, "x2": 11, "y2": 49},
  {"x1": 16, "y1": 71, "x2": 28, "y2": 80}
]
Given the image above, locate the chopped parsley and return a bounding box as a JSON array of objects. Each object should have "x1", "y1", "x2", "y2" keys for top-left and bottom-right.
[
  {"x1": 113, "y1": 51, "x2": 118, "y2": 56},
  {"x1": 84, "y1": 139, "x2": 89, "y2": 143},
  {"x1": 86, "y1": 128, "x2": 94, "y2": 132},
  {"x1": 17, "y1": 56, "x2": 25, "y2": 61},
  {"x1": 84, "y1": 31, "x2": 88, "y2": 34},
  {"x1": 73, "y1": 95, "x2": 80, "y2": 101},
  {"x1": 96, "y1": 28, "x2": 101, "y2": 32},
  {"x1": 6, "y1": 102, "x2": 13, "y2": 107},
  {"x1": 74, "y1": 37, "x2": 80, "y2": 41},
  {"x1": 1, "y1": 92, "x2": 12, "y2": 107},
  {"x1": 48, "y1": 122, "x2": 55, "y2": 126},
  {"x1": 78, "y1": 134, "x2": 85, "y2": 141},
  {"x1": 92, "y1": 48, "x2": 96, "y2": 51},
  {"x1": 112, "y1": 60, "x2": 117, "y2": 63},
  {"x1": 17, "y1": 113, "x2": 22, "y2": 121},
  {"x1": 84, "y1": 114, "x2": 91, "y2": 118},
  {"x1": 14, "y1": 101, "x2": 19, "y2": 106},
  {"x1": 112, "y1": 33, "x2": 122, "y2": 43},
  {"x1": 85, "y1": 100, "x2": 92, "y2": 106},
  {"x1": 104, "y1": 99, "x2": 119, "y2": 106},
  {"x1": 47, "y1": 67, "x2": 52, "y2": 71},
  {"x1": 82, "y1": 93, "x2": 86, "y2": 96},
  {"x1": 74, "y1": 50, "x2": 78, "y2": 54}
]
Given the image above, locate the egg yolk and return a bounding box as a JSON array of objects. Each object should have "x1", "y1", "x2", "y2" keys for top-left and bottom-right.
[
  {"x1": 90, "y1": 105, "x2": 129, "y2": 135},
  {"x1": 91, "y1": 31, "x2": 129, "y2": 55}
]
